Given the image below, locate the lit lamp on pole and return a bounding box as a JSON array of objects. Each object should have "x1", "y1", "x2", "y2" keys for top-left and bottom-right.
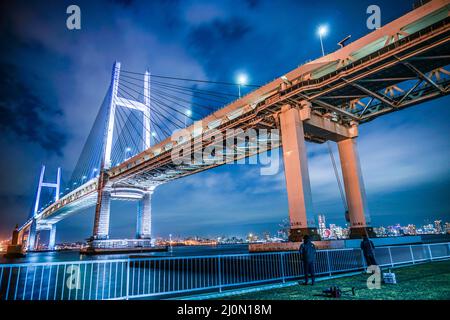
[
  {"x1": 237, "y1": 73, "x2": 248, "y2": 98},
  {"x1": 317, "y1": 25, "x2": 328, "y2": 56},
  {"x1": 185, "y1": 109, "x2": 192, "y2": 127},
  {"x1": 125, "y1": 147, "x2": 131, "y2": 161}
]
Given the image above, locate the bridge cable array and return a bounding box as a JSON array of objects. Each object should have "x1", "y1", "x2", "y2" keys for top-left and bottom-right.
[{"x1": 40, "y1": 70, "x2": 256, "y2": 209}]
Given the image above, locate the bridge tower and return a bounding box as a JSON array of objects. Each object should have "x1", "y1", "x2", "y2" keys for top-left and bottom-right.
[
  {"x1": 337, "y1": 138, "x2": 375, "y2": 238},
  {"x1": 92, "y1": 62, "x2": 155, "y2": 246},
  {"x1": 28, "y1": 165, "x2": 61, "y2": 250},
  {"x1": 279, "y1": 103, "x2": 318, "y2": 241},
  {"x1": 279, "y1": 102, "x2": 374, "y2": 240}
]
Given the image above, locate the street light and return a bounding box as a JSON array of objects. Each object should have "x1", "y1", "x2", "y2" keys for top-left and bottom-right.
[
  {"x1": 125, "y1": 147, "x2": 131, "y2": 160},
  {"x1": 185, "y1": 109, "x2": 192, "y2": 127},
  {"x1": 237, "y1": 73, "x2": 248, "y2": 98},
  {"x1": 317, "y1": 25, "x2": 328, "y2": 56}
]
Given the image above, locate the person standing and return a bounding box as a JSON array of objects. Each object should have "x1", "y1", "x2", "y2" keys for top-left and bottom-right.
[
  {"x1": 361, "y1": 236, "x2": 378, "y2": 266},
  {"x1": 299, "y1": 235, "x2": 316, "y2": 285}
]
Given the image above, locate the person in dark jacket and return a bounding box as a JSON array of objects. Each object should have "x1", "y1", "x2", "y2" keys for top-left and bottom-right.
[
  {"x1": 299, "y1": 235, "x2": 316, "y2": 285},
  {"x1": 361, "y1": 236, "x2": 377, "y2": 266}
]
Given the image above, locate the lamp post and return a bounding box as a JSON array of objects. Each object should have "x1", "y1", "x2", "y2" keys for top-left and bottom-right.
[
  {"x1": 237, "y1": 74, "x2": 248, "y2": 98},
  {"x1": 318, "y1": 25, "x2": 328, "y2": 56},
  {"x1": 124, "y1": 147, "x2": 131, "y2": 161},
  {"x1": 185, "y1": 109, "x2": 192, "y2": 128}
]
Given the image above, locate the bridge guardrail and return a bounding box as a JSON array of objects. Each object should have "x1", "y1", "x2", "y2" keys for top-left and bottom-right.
[{"x1": 0, "y1": 242, "x2": 449, "y2": 300}]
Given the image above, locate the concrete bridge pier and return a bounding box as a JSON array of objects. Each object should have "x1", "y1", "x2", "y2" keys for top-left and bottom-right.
[
  {"x1": 33, "y1": 223, "x2": 57, "y2": 250},
  {"x1": 91, "y1": 185, "x2": 156, "y2": 250},
  {"x1": 279, "y1": 104, "x2": 318, "y2": 241},
  {"x1": 27, "y1": 219, "x2": 37, "y2": 251},
  {"x1": 136, "y1": 190, "x2": 154, "y2": 239},
  {"x1": 337, "y1": 138, "x2": 375, "y2": 238},
  {"x1": 92, "y1": 189, "x2": 111, "y2": 240},
  {"x1": 48, "y1": 224, "x2": 56, "y2": 250}
]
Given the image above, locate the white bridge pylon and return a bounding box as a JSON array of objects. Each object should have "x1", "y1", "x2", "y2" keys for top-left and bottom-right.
[
  {"x1": 93, "y1": 62, "x2": 155, "y2": 244},
  {"x1": 28, "y1": 165, "x2": 61, "y2": 250},
  {"x1": 103, "y1": 61, "x2": 151, "y2": 169}
]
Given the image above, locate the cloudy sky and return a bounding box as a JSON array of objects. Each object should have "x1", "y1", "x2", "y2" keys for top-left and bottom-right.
[{"x1": 0, "y1": 0, "x2": 449, "y2": 242}]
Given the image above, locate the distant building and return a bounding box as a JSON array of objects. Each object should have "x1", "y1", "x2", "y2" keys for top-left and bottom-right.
[
  {"x1": 277, "y1": 218, "x2": 290, "y2": 240},
  {"x1": 423, "y1": 223, "x2": 435, "y2": 234},
  {"x1": 342, "y1": 225, "x2": 350, "y2": 238},
  {"x1": 318, "y1": 214, "x2": 326, "y2": 239},
  {"x1": 434, "y1": 220, "x2": 443, "y2": 234},
  {"x1": 328, "y1": 224, "x2": 344, "y2": 239},
  {"x1": 407, "y1": 224, "x2": 417, "y2": 235},
  {"x1": 374, "y1": 226, "x2": 387, "y2": 237},
  {"x1": 247, "y1": 233, "x2": 258, "y2": 243}
]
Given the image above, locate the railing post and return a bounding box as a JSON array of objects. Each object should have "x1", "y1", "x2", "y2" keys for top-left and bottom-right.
[
  {"x1": 388, "y1": 247, "x2": 394, "y2": 267},
  {"x1": 427, "y1": 244, "x2": 433, "y2": 262},
  {"x1": 326, "y1": 250, "x2": 332, "y2": 276},
  {"x1": 409, "y1": 245, "x2": 415, "y2": 264},
  {"x1": 125, "y1": 258, "x2": 130, "y2": 300},
  {"x1": 361, "y1": 249, "x2": 367, "y2": 270},
  {"x1": 217, "y1": 256, "x2": 222, "y2": 293},
  {"x1": 280, "y1": 253, "x2": 286, "y2": 283},
  {"x1": 5, "y1": 266, "x2": 12, "y2": 300}
]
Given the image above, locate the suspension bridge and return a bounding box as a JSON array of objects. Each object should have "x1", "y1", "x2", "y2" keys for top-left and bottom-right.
[{"x1": 13, "y1": 0, "x2": 450, "y2": 252}]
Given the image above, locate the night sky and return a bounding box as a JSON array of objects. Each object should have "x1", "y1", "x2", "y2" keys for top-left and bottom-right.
[{"x1": 0, "y1": 0, "x2": 449, "y2": 242}]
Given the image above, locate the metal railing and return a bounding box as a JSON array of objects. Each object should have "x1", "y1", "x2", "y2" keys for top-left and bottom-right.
[{"x1": 0, "y1": 242, "x2": 449, "y2": 300}]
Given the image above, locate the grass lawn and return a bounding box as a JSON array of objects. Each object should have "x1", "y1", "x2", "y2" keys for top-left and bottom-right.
[{"x1": 223, "y1": 260, "x2": 450, "y2": 300}]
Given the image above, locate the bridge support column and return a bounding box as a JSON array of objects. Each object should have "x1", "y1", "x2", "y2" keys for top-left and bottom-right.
[
  {"x1": 48, "y1": 224, "x2": 56, "y2": 250},
  {"x1": 93, "y1": 190, "x2": 111, "y2": 240},
  {"x1": 136, "y1": 191, "x2": 153, "y2": 239},
  {"x1": 279, "y1": 105, "x2": 318, "y2": 241},
  {"x1": 27, "y1": 220, "x2": 37, "y2": 251},
  {"x1": 337, "y1": 138, "x2": 375, "y2": 238}
]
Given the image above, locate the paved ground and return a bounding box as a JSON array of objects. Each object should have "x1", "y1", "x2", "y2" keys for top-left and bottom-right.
[{"x1": 223, "y1": 260, "x2": 450, "y2": 300}]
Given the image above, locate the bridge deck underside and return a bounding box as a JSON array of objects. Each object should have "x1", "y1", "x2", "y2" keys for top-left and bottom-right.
[
  {"x1": 302, "y1": 45, "x2": 450, "y2": 120},
  {"x1": 39, "y1": 192, "x2": 98, "y2": 225},
  {"x1": 111, "y1": 126, "x2": 281, "y2": 189}
]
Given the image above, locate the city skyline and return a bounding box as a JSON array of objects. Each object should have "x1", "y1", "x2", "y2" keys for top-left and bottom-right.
[
  {"x1": 0, "y1": 0, "x2": 449, "y2": 242},
  {"x1": 3, "y1": 218, "x2": 447, "y2": 252},
  {"x1": 2, "y1": 215, "x2": 448, "y2": 246}
]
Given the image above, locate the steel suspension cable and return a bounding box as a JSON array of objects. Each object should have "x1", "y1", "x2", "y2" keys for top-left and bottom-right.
[
  {"x1": 119, "y1": 80, "x2": 209, "y2": 119},
  {"x1": 117, "y1": 86, "x2": 179, "y2": 145},
  {"x1": 120, "y1": 69, "x2": 261, "y2": 87},
  {"x1": 327, "y1": 141, "x2": 348, "y2": 212},
  {"x1": 117, "y1": 86, "x2": 184, "y2": 132}
]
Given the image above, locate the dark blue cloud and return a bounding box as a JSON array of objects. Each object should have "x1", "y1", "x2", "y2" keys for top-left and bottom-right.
[
  {"x1": 245, "y1": 0, "x2": 261, "y2": 9},
  {"x1": 109, "y1": 0, "x2": 135, "y2": 7},
  {"x1": 0, "y1": 63, "x2": 68, "y2": 155},
  {"x1": 188, "y1": 17, "x2": 252, "y2": 57}
]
